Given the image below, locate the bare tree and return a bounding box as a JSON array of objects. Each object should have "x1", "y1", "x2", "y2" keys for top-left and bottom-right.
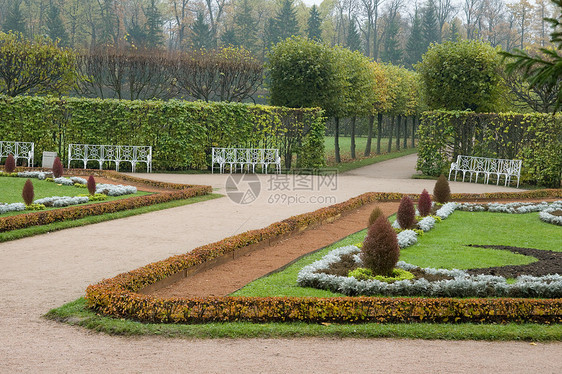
[
  {"x1": 172, "y1": 47, "x2": 262, "y2": 102},
  {"x1": 436, "y1": 0, "x2": 456, "y2": 42},
  {"x1": 357, "y1": 0, "x2": 385, "y2": 58},
  {"x1": 463, "y1": 0, "x2": 484, "y2": 40},
  {"x1": 481, "y1": 0, "x2": 505, "y2": 47}
]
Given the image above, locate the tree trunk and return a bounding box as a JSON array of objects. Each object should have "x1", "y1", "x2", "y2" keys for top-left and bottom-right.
[
  {"x1": 376, "y1": 113, "x2": 383, "y2": 155},
  {"x1": 411, "y1": 117, "x2": 416, "y2": 148},
  {"x1": 334, "y1": 117, "x2": 341, "y2": 163},
  {"x1": 395, "y1": 115, "x2": 401, "y2": 151},
  {"x1": 403, "y1": 116, "x2": 408, "y2": 149},
  {"x1": 387, "y1": 115, "x2": 394, "y2": 153},
  {"x1": 350, "y1": 116, "x2": 356, "y2": 159},
  {"x1": 364, "y1": 115, "x2": 375, "y2": 156}
]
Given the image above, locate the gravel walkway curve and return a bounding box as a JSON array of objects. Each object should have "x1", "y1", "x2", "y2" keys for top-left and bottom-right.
[{"x1": 1, "y1": 153, "x2": 561, "y2": 373}]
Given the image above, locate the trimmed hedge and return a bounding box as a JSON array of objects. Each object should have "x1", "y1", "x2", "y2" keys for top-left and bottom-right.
[
  {"x1": 417, "y1": 111, "x2": 562, "y2": 187},
  {"x1": 86, "y1": 189, "x2": 562, "y2": 324},
  {"x1": 0, "y1": 169, "x2": 211, "y2": 232},
  {"x1": 0, "y1": 95, "x2": 326, "y2": 170}
]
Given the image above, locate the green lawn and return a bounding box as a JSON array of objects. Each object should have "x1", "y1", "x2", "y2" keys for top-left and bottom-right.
[
  {"x1": 232, "y1": 211, "x2": 561, "y2": 298},
  {"x1": 324, "y1": 136, "x2": 413, "y2": 160}
]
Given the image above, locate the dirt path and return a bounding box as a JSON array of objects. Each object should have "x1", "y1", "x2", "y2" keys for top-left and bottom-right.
[{"x1": 1, "y1": 154, "x2": 561, "y2": 373}]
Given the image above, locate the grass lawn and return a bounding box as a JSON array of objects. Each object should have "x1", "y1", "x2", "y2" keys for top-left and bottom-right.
[{"x1": 232, "y1": 211, "x2": 561, "y2": 298}]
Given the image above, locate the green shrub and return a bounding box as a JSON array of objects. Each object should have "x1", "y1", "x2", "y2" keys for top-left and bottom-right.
[
  {"x1": 416, "y1": 40, "x2": 507, "y2": 112},
  {"x1": 360, "y1": 216, "x2": 400, "y2": 277},
  {"x1": 348, "y1": 267, "x2": 415, "y2": 282},
  {"x1": 433, "y1": 175, "x2": 451, "y2": 204}
]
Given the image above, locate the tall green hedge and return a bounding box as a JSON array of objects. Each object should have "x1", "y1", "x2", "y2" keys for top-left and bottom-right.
[
  {"x1": 0, "y1": 95, "x2": 325, "y2": 170},
  {"x1": 417, "y1": 111, "x2": 562, "y2": 187}
]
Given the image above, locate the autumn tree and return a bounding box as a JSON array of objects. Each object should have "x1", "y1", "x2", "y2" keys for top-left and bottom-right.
[{"x1": 0, "y1": 32, "x2": 78, "y2": 96}]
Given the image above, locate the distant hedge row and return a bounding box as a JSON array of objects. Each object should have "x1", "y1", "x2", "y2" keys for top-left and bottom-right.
[
  {"x1": 417, "y1": 111, "x2": 562, "y2": 187},
  {"x1": 0, "y1": 95, "x2": 325, "y2": 170}
]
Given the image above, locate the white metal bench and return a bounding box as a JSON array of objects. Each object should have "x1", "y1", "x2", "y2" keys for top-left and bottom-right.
[
  {"x1": 0, "y1": 141, "x2": 34, "y2": 166},
  {"x1": 67, "y1": 144, "x2": 152, "y2": 172},
  {"x1": 448, "y1": 155, "x2": 522, "y2": 187},
  {"x1": 211, "y1": 147, "x2": 281, "y2": 174}
]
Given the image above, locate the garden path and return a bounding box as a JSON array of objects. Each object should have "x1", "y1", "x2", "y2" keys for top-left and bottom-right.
[{"x1": 1, "y1": 153, "x2": 560, "y2": 373}]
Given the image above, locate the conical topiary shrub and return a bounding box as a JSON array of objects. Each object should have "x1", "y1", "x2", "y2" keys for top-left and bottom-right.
[
  {"x1": 52, "y1": 156, "x2": 63, "y2": 178},
  {"x1": 87, "y1": 175, "x2": 96, "y2": 196},
  {"x1": 361, "y1": 216, "x2": 400, "y2": 276},
  {"x1": 418, "y1": 189, "x2": 432, "y2": 217},
  {"x1": 4, "y1": 154, "x2": 15, "y2": 173},
  {"x1": 433, "y1": 174, "x2": 451, "y2": 204},
  {"x1": 397, "y1": 195, "x2": 416, "y2": 229},
  {"x1": 22, "y1": 179, "x2": 34, "y2": 206},
  {"x1": 368, "y1": 206, "x2": 384, "y2": 227}
]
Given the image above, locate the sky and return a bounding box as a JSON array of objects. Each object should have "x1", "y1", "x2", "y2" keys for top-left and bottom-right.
[{"x1": 302, "y1": 0, "x2": 323, "y2": 6}]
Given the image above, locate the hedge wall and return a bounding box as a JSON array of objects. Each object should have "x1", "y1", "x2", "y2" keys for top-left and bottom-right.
[
  {"x1": 416, "y1": 111, "x2": 562, "y2": 187},
  {"x1": 0, "y1": 95, "x2": 325, "y2": 170}
]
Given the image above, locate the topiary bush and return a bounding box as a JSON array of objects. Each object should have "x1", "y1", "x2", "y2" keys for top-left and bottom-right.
[
  {"x1": 4, "y1": 154, "x2": 15, "y2": 173},
  {"x1": 433, "y1": 174, "x2": 451, "y2": 204},
  {"x1": 52, "y1": 156, "x2": 63, "y2": 178},
  {"x1": 22, "y1": 179, "x2": 34, "y2": 206},
  {"x1": 368, "y1": 206, "x2": 384, "y2": 227},
  {"x1": 397, "y1": 195, "x2": 416, "y2": 229},
  {"x1": 360, "y1": 216, "x2": 400, "y2": 277},
  {"x1": 87, "y1": 175, "x2": 96, "y2": 196},
  {"x1": 418, "y1": 189, "x2": 432, "y2": 216}
]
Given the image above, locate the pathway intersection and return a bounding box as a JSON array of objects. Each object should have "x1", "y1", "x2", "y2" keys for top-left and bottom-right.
[{"x1": 1, "y1": 153, "x2": 560, "y2": 373}]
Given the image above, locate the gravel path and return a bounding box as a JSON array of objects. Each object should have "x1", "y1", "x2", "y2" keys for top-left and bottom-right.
[{"x1": 1, "y1": 153, "x2": 560, "y2": 373}]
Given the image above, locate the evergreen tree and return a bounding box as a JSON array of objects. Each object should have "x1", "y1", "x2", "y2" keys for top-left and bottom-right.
[
  {"x1": 234, "y1": 0, "x2": 257, "y2": 52},
  {"x1": 448, "y1": 20, "x2": 460, "y2": 42},
  {"x1": 144, "y1": 0, "x2": 164, "y2": 48},
  {"x1": 264, "y1": 17, "x2": 277, "y2": 47},
  {"x1": 3, "y1": 0, "x2": 26, "y2": 35},
  {"x1": 272, "y1": 0, "x2": 299, "y2": 44},
  {"x1": 127, "y1": 16, "x2": 148, "y2": 48},
  {"x1": 100, "y1": 0, "x2": 119, "y2": 45},
  {"x1": 381, "y1": 18, "x2": 402, "y2": 64},
  {"x1": 46, "y1": 3, "x2": 68, "y2": 46},
  {"x1": 306, "y1": 5, "x2": 322, "y2": 41},
  {"x1": 406, "y1": 8, "x2": 424, "y2": 67},
  {"x1": 190, "y1": 12, "x2": 214, "y2": 49},
  {"x1": 221, "y1": 28, "x2": 237, "y2": 46},
  {"x1": 346, "y1": 18, "x2": 361, "y2": 52},
  {"x1": 421, "y1": 0, "x2": 439, "y2": 50}
]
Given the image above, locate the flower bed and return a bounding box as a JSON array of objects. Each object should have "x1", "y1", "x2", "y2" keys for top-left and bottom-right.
[
  {"x1": 297, "y1": 245, "x2": 562, "y2": 298},
  {"x1": 0, "y1": 169, "x2": 211, "y2": 232},
  {"x1": 85, "y1": 189, "x2": 562, "y2": 325}
]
